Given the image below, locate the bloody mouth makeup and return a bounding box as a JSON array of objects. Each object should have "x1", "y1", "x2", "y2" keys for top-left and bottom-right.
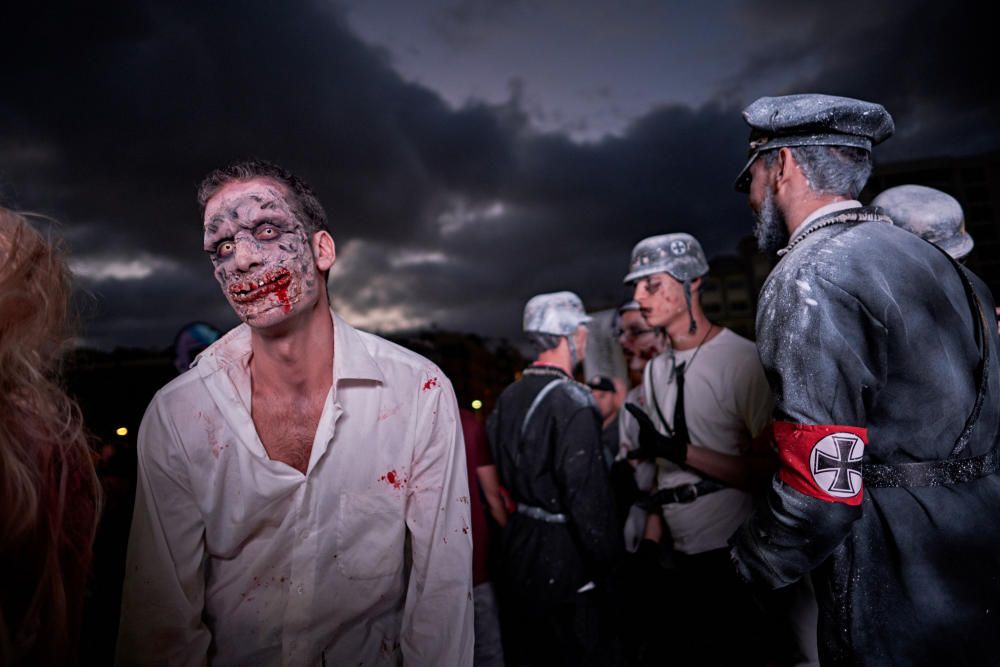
[
  {"x1": 203, "y1": 179, "x2": 321, "y2": 327},
  {"x1": 228, "y1": 268, "x2": 293, "y2": 310}
]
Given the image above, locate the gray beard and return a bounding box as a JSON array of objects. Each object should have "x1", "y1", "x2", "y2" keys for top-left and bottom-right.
[{"x1": 753, "y1": 189, "x2": 789, "y2": 254}]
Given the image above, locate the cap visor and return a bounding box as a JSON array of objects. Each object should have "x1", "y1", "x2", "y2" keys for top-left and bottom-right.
[{"x1": 734, "y1": 153, "x2": 756, "y2": 193}]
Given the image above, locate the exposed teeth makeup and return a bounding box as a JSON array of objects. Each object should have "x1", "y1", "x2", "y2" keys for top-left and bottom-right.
[
  {"x1": 228, "y1": 268, "x2": 293, "y2": 307},
  {"x1": 203, "y1": 179, "x2": 322, "y2": 327}
]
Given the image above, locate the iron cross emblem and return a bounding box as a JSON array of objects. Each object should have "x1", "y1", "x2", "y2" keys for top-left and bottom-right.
[{"x1": 809, "y1": 433, "x2": 864, "y2": 498}]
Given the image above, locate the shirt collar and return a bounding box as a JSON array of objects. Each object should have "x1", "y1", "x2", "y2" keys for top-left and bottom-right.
[
  {"x1": 331, "y1": 310, "x2": 385, "y2": 384},
  {"x1": 784, "y1": 200, "x2": 861, "y2": 250},
  {"x1": 194, "y1": 307, "x2": 385, "y2": 385}
]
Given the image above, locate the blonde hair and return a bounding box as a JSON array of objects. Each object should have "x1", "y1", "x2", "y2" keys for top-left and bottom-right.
[{"x1": 0, "y1": 209, "x2": 100, "y2": 664}]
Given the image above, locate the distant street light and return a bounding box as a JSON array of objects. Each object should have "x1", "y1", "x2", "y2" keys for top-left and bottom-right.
[
  {"x1": 116, "y1": 427, "x2": 128, "y2": 437},
  {"x1": 471, "y1": 400, "x2": 483, "y2": 410}
]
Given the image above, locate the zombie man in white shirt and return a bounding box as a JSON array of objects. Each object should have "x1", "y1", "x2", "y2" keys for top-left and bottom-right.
[{"x1": 116, "y1": 160, "x2": 473, "y2": 666}]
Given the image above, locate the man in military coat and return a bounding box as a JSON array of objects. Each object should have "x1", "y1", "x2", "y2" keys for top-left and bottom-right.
[{"x1": 730, "y1": 94, "x2": 1000, "y2": 665}]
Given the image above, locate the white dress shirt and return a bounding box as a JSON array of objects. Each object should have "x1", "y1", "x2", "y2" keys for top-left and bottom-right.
[{"x1": 117, "y1": 310, "x2": 474, "y2": 666}]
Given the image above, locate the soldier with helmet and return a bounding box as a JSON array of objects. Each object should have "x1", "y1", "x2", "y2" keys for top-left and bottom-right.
[
  {"x1": 487, "y1": 291, "x2": 621, "y2": 667},
  {"x1": 873, "y1": 183, "x2": 1000, "y2": 334},
  {"x1": 621, "y1": 232, "x2": 779, "y2": 665},
  {"x1": 872, "y1": 184, "x2": 975, "y2": 260}
]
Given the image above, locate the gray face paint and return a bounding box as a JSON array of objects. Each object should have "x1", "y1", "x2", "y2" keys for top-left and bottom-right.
[
  {"x1": 203, "y1": 181, "x2": 322, "y2": 328},
  {"x1": 753, "y1": 188, "x2": 789, "y2": 254}
]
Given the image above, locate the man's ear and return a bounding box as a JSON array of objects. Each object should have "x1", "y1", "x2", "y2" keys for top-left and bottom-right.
[
  {"x1": 775, "y1": 147, "x2": 797, "y2": 194},
  {"x1": 312, "y1": 231, "x2": 336, "y2": 272},
  {"x1": 690, "y1": 276, "x2": 703, "y2": 294}
]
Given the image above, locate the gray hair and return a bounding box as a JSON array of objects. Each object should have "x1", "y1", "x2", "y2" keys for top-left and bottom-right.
[
  {"x1": 525, "y1": 332, "x2": 563, "y2": 356},
  {"x1": 762, "y1": 145, "x2": 872, "y2": 198}
]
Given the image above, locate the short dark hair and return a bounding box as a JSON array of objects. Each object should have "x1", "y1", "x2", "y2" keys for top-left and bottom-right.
[
  {"x1": 197, "y1": 159, "x2": 330, "y2": 236},
  {"x1": 525, "y1": 332, "x2": 563, "y2": 356},
  {"x1": 762, "y1": 145, "x2": 872, "y2": 198}
]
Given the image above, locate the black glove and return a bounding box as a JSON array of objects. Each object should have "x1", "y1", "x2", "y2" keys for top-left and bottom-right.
[{"x1": 624, "y1": 403, "x2": 687, "y2": 464}]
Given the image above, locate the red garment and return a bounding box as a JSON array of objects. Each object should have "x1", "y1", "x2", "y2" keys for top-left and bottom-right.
[{"x1": 460, "y1": 409, "x2": 491, "y2": 586}]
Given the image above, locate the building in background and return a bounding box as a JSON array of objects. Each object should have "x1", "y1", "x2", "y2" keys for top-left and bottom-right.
[{"x1": 700, "y1": 236, "x2": 775, "y2": 340}]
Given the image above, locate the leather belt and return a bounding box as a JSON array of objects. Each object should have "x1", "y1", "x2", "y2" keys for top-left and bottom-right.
[
  {"x1": 864, "y1": 448, "x2": 1000, "y2": 488},
  {"x1": 516, "y1": 503, "x2": 568, "y2": 524},
  {"x1": 639, "y1": 479, "x2": 726, "y2": 508}
]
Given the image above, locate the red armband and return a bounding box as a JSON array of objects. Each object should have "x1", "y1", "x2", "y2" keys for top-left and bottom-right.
[{"x1": 774, "y1": 421, "x2": 867, "y2": 506}]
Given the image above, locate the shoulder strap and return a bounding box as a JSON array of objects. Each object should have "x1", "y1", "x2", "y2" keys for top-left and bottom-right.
[
  {"x1": 863, "y1": 247, "x2": 993, "y2": 488},
  {"x1": 644, "y1": 357, "x2": 675, "y2": 437},
  {"x1": 519, "y1": 378, "x2": 567, "y2": 440},
  {"x1": 942, "y1": 253, "x2": 990, "y2": 457}
]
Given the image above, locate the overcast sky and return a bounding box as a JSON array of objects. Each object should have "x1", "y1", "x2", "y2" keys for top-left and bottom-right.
[{"x1": 1, "y1": 0, "x2": 996, "y2": 349}]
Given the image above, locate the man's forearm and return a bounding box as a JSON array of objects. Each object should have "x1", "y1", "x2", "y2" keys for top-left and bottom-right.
[
  {"x1": 730, "y1": 478, "x2": 860, "y2": 588},
  {"x1": 476, "y1": 464, "x2": 509, "y2": 527},
  {"x1": 684, "y1": 445, "x2": 775, "y2": 490}
]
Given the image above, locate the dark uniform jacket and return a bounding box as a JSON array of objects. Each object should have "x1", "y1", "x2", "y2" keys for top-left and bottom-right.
[
  {"x1": 487, "y1": 365, "x2": 620, "y2": 608},
  {"x1": 731, "y1": 206, "x2": 1000, "y2": 666}
]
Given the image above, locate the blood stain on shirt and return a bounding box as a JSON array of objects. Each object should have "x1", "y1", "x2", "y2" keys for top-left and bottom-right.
[
  {"x1": 378, "y1": 404, "x2": 401, "y2": 421},
  {"x1": 379, "y1": 469, "x2": 406, "y2": 489},
  {"x1": 198, "y1": 412, "x2": 226, "y2": 459},
  {"x1": 422, "y1": 377, "x2": 438, "y2": 391}
]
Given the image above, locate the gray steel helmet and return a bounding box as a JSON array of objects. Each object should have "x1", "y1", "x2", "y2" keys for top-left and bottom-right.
[
  {"x1": 872, "y1": 185, "x2": 973, "y2": 260},
  {"x1": 618, "y1": 299, "x2": 641, "y2": 315},
  {"x1": 523, "y1": 291, "x2": 592, "y2": 336},
  {"x1": 623, "y1": 233, "x2": 709, "y2": 285}
]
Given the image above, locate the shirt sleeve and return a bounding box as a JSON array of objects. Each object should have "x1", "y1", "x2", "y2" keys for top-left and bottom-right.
[
  {"x1": 401, "y1": 372, "x2": 475, "y2": 666},
  {"x1": 731, "y1": 270, "x2": 884, "y2": 589},
  {"x1": 116, "y1": 396, "x2": 211, "y2": 666}
]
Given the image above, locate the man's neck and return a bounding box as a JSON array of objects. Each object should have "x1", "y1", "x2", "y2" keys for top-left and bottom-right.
[
  {"x1": 535, "y1": 345, "x2": 572, "y2": 376},
  {"x1": 666, "y1": 310, "x2": 717, "y2": 351},
  {"x1": 249, "y1": 299, "x2": 335, "y2": 396},
  {"x1": 785, "y1": 193, "x2": 850, "y2": 238}
]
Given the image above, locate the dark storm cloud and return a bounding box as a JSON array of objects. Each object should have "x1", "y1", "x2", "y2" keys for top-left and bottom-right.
[
  {"x1": 726, "y1": 0, "x2": 997, "y2": 160},
  {"x1": 1, "y1": 0, "x2": 997, "y2": 347}
]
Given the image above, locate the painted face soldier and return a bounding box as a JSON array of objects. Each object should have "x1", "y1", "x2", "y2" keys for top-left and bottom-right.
[
  {"x1": 730, "y1": 94, "x2": 1000, "y2": 665},
  {"x1": 118, "y1": 160, "x2": 473, "y2": 666},
  {"x1": 487, "y1": 291, "x2": 621, "y2": 667},
  {"x1": 622, "y1": 233, "x2": 781, "y2": 666}
]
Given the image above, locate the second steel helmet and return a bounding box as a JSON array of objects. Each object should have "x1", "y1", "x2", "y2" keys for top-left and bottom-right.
[
  {"x1": 872, "y1": 185, "x2": 973, "y2": 260},
  {"x1": 523, "y1": 291, "x2": 591, "y2": 336}
]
